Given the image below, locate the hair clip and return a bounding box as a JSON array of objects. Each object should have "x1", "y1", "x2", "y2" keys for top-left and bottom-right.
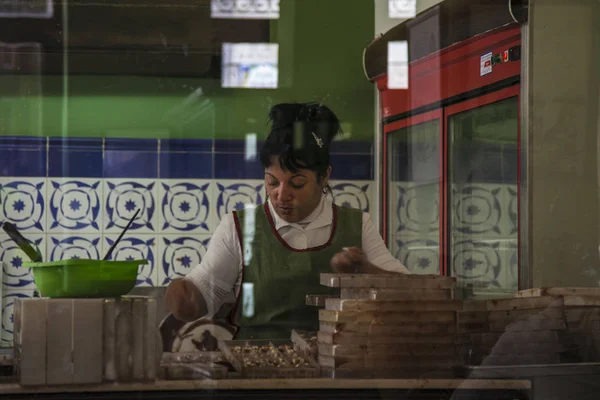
[{"x1": 311, "y1": 132, "x2": 323, "y2": 148}]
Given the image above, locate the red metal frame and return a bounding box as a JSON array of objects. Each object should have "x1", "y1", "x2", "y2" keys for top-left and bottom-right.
[
  {"x1": 383, "y1": 109, "x2": 444, "y2": 275},
  {"x1": 443, "y1": 85, "x2": 520, "y2": 278},
  {"x1": 377, "y1": 25, "x2": 521, "y2": 119}
]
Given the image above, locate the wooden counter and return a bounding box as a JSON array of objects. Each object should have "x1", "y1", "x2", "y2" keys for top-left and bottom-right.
[{"x1": 0, "y1": 378, "x2": 531, "y2": 393}]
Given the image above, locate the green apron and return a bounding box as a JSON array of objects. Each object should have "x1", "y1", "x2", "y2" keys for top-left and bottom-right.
[{"x1": 231, "y1": 201, "x2": 362, "y2": 340}]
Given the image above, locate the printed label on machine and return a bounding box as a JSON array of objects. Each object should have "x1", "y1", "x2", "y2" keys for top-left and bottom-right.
[{"x1": 480, "y1": 52, "x2": 493, "y2": 76}]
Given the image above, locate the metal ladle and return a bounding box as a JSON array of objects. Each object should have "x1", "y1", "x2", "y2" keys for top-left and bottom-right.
[{"x1": 1, "y1": 222, "x2": 42, "y2": 262}]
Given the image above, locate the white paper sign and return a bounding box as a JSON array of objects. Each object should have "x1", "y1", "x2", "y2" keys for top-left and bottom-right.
[
  {"x1": 388, "y1": 41, "x2": 409, "y2": 89},
  {"x1": 212, "y1": 0, "x2": 279, "y2": 20},
  {"x1": 0, "y1": 0, "x2": 53, "y2": 19},
  {"x1": 389, "y1": 0, "x2": 417, "y2": 19},
  {"x1": 222, "y1": 43, "x2": 279, "y2": 89},
  {"x1": 480, "y1": 52, "x2": 493, "y2": 76}
]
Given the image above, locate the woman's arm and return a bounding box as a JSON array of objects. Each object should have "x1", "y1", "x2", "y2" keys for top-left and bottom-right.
[
  {"x1": 361, "y1": 212, "x2": 410, "y2": 274},
  {"x1": 166, "y1": 213, "x2": 242, "y2": 321}
]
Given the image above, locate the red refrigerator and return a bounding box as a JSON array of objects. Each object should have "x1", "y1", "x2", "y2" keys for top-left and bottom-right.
[{"x1": 365, "y1": 1, "x2": 526, "y2": 299}]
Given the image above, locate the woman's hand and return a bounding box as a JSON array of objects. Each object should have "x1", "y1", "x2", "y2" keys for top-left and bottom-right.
[
  {"x1": 330, "y1": 247, "x2": 366, "y2": 273},
  {"x1": 330, "y1": 247, "x2": 386, "y2": 274},
  {"x1": 165, "y1": 279, "x2": 208, "y2": 322}
]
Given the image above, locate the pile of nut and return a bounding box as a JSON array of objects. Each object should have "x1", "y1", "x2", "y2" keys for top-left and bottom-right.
[{"x1": 231, "y1": 343, "x2": 311, "y2": 368}]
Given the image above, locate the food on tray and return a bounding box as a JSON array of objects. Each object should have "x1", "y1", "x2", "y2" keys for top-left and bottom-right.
[{"x1": 231, "y1": 343, "x2": 312, "y2": 368}]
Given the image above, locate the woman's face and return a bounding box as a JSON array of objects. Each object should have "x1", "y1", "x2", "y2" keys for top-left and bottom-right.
[{"x1": 265, "y1": 157, "x2": 331, "y2": 223}]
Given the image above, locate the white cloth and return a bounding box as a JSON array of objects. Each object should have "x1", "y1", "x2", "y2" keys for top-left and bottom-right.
[{"x1": 185, "y1": 195, "x2": 410, "y2": 317}]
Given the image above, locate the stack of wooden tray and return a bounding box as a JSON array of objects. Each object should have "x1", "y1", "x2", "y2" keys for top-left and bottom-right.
[
  {"x1": 460, "y1": 296, "x2": 567, "y2": 366},
  {"x1": 515, "y1": 288, "x2": 600, "y2": 364},
  {"x1": 313, "y1": 273, "x2": 460, "y2": 378},
  {"x1": 460, "y1": 288, "x2": 600, "y2": 366}
]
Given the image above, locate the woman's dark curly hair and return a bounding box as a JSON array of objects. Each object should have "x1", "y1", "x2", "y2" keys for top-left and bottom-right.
[{"x1": 259, "y1": 102, "x2": 342, "y2": 182}]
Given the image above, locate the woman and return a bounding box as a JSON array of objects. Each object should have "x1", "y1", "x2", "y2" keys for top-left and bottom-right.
[{"x1": 166, "y1": 102, "x2": 409, "y2": 340}]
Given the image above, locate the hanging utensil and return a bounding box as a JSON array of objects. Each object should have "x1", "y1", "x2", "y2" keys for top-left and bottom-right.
[
  {"x1": 2, "y1": 222, "x2": 42, "y2": 262},
  {"x1": 103, "y1": 209, "x2": 140, "y2": 261}
]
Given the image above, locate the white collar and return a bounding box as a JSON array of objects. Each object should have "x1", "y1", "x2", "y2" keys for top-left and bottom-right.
[{"x1": 267, "y1": 195, "x2": 333, "y2": 231}]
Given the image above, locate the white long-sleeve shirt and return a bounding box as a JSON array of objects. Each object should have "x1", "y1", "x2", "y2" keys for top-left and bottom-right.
[{"x1": 185, "y1": 195, "x2": 410, "y2": 317}]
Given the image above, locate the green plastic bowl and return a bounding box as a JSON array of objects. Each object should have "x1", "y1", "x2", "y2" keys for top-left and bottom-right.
[{"x1": 23, "y1": 259, "x2": 147, "y2": 298}]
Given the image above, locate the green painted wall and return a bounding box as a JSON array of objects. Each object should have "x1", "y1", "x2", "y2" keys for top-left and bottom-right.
[{"x1": 0, "y1": 0, "x2": 374, "y2": 141}]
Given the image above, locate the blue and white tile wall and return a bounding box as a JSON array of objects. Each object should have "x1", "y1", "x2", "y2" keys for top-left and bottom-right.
[
  {"x1": 449, "y1": 183, "x2": 518, "y2": 293},
  {"x1": 389, "y1": 181, "x2": 518, "y2": 294},
  {"x1": 0, "y1": 136, "x2": 374, "y2": 345},
  {"x1": 389, "y1": 181, "x2": 440, "y2": 277}
]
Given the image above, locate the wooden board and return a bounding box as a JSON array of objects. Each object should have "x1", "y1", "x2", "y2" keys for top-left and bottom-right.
[
  {"x1": 16, "y1": 299, "x2": 47, "y2": 386},
  {"x1": 144, "y1": 298, "x2": 159, "y2": 381},
  {"x1": 305, "y1": 295, "x2": 338, "y2": 307},
  {"x1": 317, "y1": 331, "x2": 455, "y2": 346},
  {"x1": 457, "y1": 322, "x2": 489, "y2": 334},
  {"x1": 457, "y1": 312, "x2": 489, "y2": 324},
  {"x1": 162, "y1": 363, "x2": 229, "y2": 380},
  {"x1": 0, "y1": 377, "x2": 533, "y2": 392},
  {"x1": 46, "y1": 300, "x2": 74, "y2": 385},
  {"x1": 462, "y1": 300, "x2": 488, "y2": 312},
  {"x1": 564, "y1": 308, "x2": 600, "y2": 328},
  {"x1": 318, "y1": 343, "x2": 457, "y2": 357},
  {"x1": 161, "y1": 352, "x2": 225, "y2": 365},
  {"x1": 478, "y1": 353, "x2": 561, "y2": 366},
  {"x1": 324, "y1": 298, "x2": 461, "y2": 312},
  {"x1": 563, "y1": 296, "x2": 600, "y2": 307},
  {"x1": 318, "y1": 354, "x2": 458, "y2": 369},
  {"x1": 487, "y1": 307, "x2": 563, "y2": 322},
  {"x1": 115, "y1": 298, "x2": 133, "y2": 382},
  {"x1": 131, "y1": 299, "x2": 146, "y2": 381},
  {"x1": 319, "y1": 309, "x2": 456, "y2": 324},
  {"x1": 515, "y1": 287, "x2": 600, "y2": 298},
  {"x1": 489, "y1": 318, "x2": 566, "y2": 332},
  {"x1": 320, "y1": 273, "x2": 456, "y2": 289},
  {"x1": 485, "y1": 296, "x2": 564, "y2": 311},
  {"x1": 463, "y1": 340, "x2": 566, "y2": 355},
  {"x1": 565, "y1": 307, "x2": 600, "y2": 319},
  {"x1": 320, "y1": 322, "x2": 456, "y2": 335},
  {"x1": 467, "y1": 330, "x2": 560, "y2": 344},
  {"x1": 320, "y1": 366, "x2": 457, "y2": 379},
  {"x1": 340, "y1": 288, "x2": 453, "y2": 301}
]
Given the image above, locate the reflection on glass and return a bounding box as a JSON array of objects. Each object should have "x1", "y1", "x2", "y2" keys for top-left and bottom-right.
[
  {"x1": 242, "y1": 282, "x2": 255, "y2": 318},
  {"x1": 245, "y1": 133, "x2": 257, "y2": 161},
  {"x1": 387, "y1": 41, "x2": 408, "y2": 89},
  {"x1": 162, "y1": 88, "x2": 216, "y2": 138},
  {"x1": 0, "y1": 0, "x2": 53, "y2": 19},
  {"x1": 388, "y1": 119, "x2": 440, "y2": 274},
  {"x1": 0, "y1": 42, "x2": 42, "y2": 137},
  {"x1": 211, "y1": 0, "x2": 280, "y2": 20},
  {"x1": 242, "y1": 204, "x2": 255, "y2": 266},
  {"x1": 388, "y1": 0, "x2": 416, "y2": 19},
  {"x1": 222, "y1": 43, "x2": 279, "y2": 89},
  {"x1": 448, "y1": 97, "x2": 519, "y2": 299}
]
